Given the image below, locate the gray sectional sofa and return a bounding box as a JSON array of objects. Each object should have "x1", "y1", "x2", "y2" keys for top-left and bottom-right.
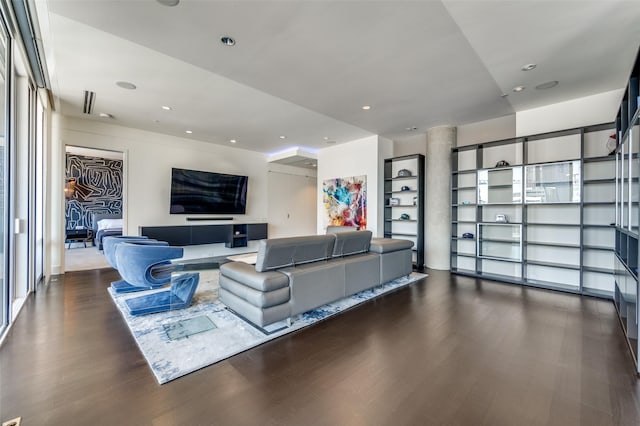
[{"x1": 218, "y1": 230, "x2": 414, "y2": 327}]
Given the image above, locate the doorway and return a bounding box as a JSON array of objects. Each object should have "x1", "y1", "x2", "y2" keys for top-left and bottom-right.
[{"x1": 64, "y1": 146, "x2": 124, "y2": 272}]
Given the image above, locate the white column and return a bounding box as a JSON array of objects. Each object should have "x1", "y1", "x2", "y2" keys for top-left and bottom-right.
[{"x1": 426, "y1": 126, "x2": 455, "y2": 270}]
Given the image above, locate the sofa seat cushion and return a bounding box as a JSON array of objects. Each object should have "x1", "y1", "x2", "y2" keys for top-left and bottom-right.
[
  {"x1": 332, "y1": 230, "x2": 372, "y2": 257},
  {"x1": 219, "y1": 288, "x2": 291, "y2": 327},
  {"x1": 220, "y1": 261, "x2": 288, "y2": 291},
  {"x1": 255, "y1": 235, "x2": 336, "y2": 272},
  {"x1": 370, "y1": 237, "x2": 414, "y2": 254},
  {"x1": 219, "y1": 276, "x2": 290, "y2": 308}
]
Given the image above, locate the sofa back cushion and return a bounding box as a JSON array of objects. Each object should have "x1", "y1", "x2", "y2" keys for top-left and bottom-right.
[
  {"x1": 326, "y1": 225, "x2": 359, "y2": 234},
  {"x1": 332, "y1": 230, "x2": 372, "y2": 257},
  {"x1": 255, "y1": 235, "x2": 336, "y2": 272}
]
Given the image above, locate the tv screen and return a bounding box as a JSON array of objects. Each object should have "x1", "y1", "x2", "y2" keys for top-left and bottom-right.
[{"x1": 170, "y1": 168, "x2": 248, "y2": 214}]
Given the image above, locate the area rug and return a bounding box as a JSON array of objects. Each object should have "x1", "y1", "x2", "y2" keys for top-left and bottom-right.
[{"x1": 108, "y1": 270, "x2": 426, "y2": 384}]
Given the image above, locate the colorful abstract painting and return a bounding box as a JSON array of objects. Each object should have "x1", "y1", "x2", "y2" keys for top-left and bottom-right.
[{"x1": 322, "y1": 175, "x2": 367, "y2": 229}]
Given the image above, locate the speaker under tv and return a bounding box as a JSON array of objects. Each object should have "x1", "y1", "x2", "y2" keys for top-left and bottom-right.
[{"x1": 170, "y1": 168, "x2": 248, "y2": 215}]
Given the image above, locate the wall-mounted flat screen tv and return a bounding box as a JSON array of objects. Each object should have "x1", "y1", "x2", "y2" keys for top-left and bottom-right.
[{"x1": 170, "y1": 168, "x2": 248, "y2": 214}]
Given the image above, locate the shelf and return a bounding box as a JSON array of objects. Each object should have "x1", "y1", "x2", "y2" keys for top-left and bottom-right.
[
  {"x1": 478, "y1": 255, "x2": 522, "y2": 263},
  {"x1": 385, "y1": 190, "x2": 418, "y2": 194},
  {"x1": 451, "y1": 252, "x2": 475, "y2": 258},
  {"x1": 527, "y1": 222, "x2": 581, "y2": 227},
  {"x1": 451, "y1": 236, "x2": 476, "y2": 241},
  {"x1": 524, "y1": 201, "x2": 581, "y2": 206},
  {"x1": 480, "y1": 237, "x2": 520, "y2": 244},
  {"x1": 386, "y1": 232, "x2": 418, "y2": 237},
  {"x1": 452, "y1": 186, "x2": 476, "y2": 190},
  {"x1": 385, "y1": 176, "x2": 417, "y2": 181},
  {"x1": 583, "y1": 266, "x2": 615, "y2": 274},
  {"x1": 583, "y1": 178, "x2": 615, "y2": 184},
  {"x1": 583, "y1": 201, "x2": 615, "y2": 205},
  {"x1": 486, "y1": 184, "x2": 515, "y2": 189},
  {"x1": 386, "y1": 219, "x2": 418, "y2": 222},
  {"x1": 583, "y1": 245, "x2": 614, "y2": 251},
  {"x1": 451, "y1": 170, "x2": 476, "y2": 175},
  {"x1": 385, "y1": 204, "x2": 417, "y2": 208},
  {"x1": 583, "y1": 155, "x2": 616, "y2": 163},
  {"x1": 452, "y1": 203, "x2": 476, "y2": 207},
  {"x1": 583, "y1": 224, "x2": 616, "y2": 228},
  {"x1": 477, "y1": 202, "x2": 522, "y2": 206},
  {"x1": 479, "y1": 221, "x2": 523, "y2": 225},
  {"x1": 526, "y1": 260, "x2": 581, "y2": 270},
  {"x1": 526, "y1": 241, "x2": 580, "y2": 248},
  {"x1": 452, "y1": 220, "x2": 476, "y2": 224}
]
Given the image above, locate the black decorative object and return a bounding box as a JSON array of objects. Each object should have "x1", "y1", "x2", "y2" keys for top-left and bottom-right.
[
  {"x1": 400, "y1": 213, "x2": 410, "y2": 220},
  {"x1": 401, "y1": 185, "x2": 410, "y2": 191},
  {"x1": 495, "y1": 160, "x2": 510, "y2": 167},
  {"x1": 397, "y1": 169, "x2": 412, "y2": 177}
]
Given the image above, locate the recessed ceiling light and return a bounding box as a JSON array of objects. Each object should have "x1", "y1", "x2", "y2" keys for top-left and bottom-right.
[
  {"x1": 156, "y1": 0, "x2": 179, "y2": 6},
  {"x1": 229, "y1": 139, "x2": 237, "y2": 144},
  {"x1": 535, "y1": 80, "x2": 559, "y2": 90},
  {"x1": 513, "y1": 85, "x2": 525, "y2": 92},
  {"x1": 185, "y1": 130, "x2": 193, "y2": 134},
  {"x1": 361, "y1": 105, "x2": 371, "y2": 110},
  {"x1": 161, "y1": 105, "x2": 172, "y2": 111},
  {"x1": 501, "y1": 93, "x2": 509, "y2": 98},
  {"x1": 406, "y1": 126, "x2": 418, "y2": 131},
  {"x1": 521, "y1": 63, "x2": 537, "y2": 71},
  {"x1": 279, "y1": 135, "x2": 286, "y2": 139},
  {"x1": 116, "y1": 81, "x2": 136, "y2": 90},
  {"x1": 323, "y1": 136, "x2": 329, "y2": 141},
  {"x1": 99, "y1": 112, "x2": 113, "y2": 118},
  {"x1": 221, "y1": 36, "x2": 236, "y2": 46}
]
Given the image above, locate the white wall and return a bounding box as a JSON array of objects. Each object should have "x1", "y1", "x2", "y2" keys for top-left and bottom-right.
[
  {"x1": 49, "y1": 115, "x2": 313, "y2": 272},
  {"x1": 317, "y1": 135, "x2": 388, "y2": 236},
  {"x1": 457, "y1": 114, "x2": 516, "y2": 147},
  {"x1": 394, "y1": 133, "x2": 427, "y2": 157},
  {"x1": 516, "y1": 89, "x2": 623, "y2": 136}
]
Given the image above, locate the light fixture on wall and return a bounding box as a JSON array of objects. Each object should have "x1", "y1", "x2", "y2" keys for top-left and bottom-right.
[{"x1": 65, "y1": 178, "x2": 77, "y2": 199}]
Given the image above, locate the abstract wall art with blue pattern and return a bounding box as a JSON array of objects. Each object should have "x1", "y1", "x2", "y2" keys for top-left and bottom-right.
[{"x1": 65, "y1": 153, "x2": 123, "y2": 229}]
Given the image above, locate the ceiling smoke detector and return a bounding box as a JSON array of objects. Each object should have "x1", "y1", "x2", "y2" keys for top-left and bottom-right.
[
  {"x1": 521, "y1": 63, "x2": 537, "y2": 71},
  {"x1": 116, "y1": 81, "x2": 136, "y2": 90},
  {"x1": 512, "y1": 85, "x2": 525, "y2": 92}
]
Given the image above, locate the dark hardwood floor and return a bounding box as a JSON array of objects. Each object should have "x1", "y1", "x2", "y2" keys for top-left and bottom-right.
[{"x1": 1, "y1": 268, "x2": 640, "y2": 425}]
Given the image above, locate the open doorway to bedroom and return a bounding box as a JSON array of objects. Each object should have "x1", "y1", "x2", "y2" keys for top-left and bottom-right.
[{"x1": 64, "y1": 146, "x2": 124, "y2": 272}]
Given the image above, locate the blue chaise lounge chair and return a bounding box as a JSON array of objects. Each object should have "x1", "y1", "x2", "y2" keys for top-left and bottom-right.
[{"x1": 115, "y1": 243, "x2": 199, "y2": 316}]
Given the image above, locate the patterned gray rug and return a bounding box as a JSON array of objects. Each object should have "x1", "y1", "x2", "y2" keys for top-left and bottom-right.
[{"x1": 108, "y1": 270, "x2": 427, "y2": 384}]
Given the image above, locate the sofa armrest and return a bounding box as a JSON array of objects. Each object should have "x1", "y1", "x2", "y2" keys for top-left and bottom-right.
[
  {"x1": 370, "y1": 238, "x2": 414, "y2": 253},
  {"x1": 220, "y1": 261, "x2": 288, "y2": 291}
]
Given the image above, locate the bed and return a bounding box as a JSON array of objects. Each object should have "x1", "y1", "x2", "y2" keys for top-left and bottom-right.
[{"x1": 92, "y1": 213, "x2": 123, "y2": 250}]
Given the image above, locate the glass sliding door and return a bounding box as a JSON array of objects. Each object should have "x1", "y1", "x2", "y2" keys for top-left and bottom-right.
[{"x1": 0, "y1": 18, "x2": 8, "y2": 333}]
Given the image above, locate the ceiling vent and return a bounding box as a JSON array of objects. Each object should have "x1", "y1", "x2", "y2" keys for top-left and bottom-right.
[{"x1": 82, "y1": 90, "x2": 95, "y2": 114}]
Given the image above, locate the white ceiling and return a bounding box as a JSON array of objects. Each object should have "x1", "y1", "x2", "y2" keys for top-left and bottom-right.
[{"x1": 34, "y1": 0, "x2": 640, "y2": 155}]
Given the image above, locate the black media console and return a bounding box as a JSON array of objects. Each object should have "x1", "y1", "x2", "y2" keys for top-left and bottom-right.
[{"x1": 139, "y1": 223, "x2": 267, "y2": 248}]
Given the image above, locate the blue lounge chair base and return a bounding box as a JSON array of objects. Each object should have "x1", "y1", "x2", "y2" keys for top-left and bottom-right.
[
  {"x1": 125, "y1": 273, "x2": 200, "y2": 316},
  {"x1": 111, "y1": 279, "x2": 162, "y2": 294}
]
